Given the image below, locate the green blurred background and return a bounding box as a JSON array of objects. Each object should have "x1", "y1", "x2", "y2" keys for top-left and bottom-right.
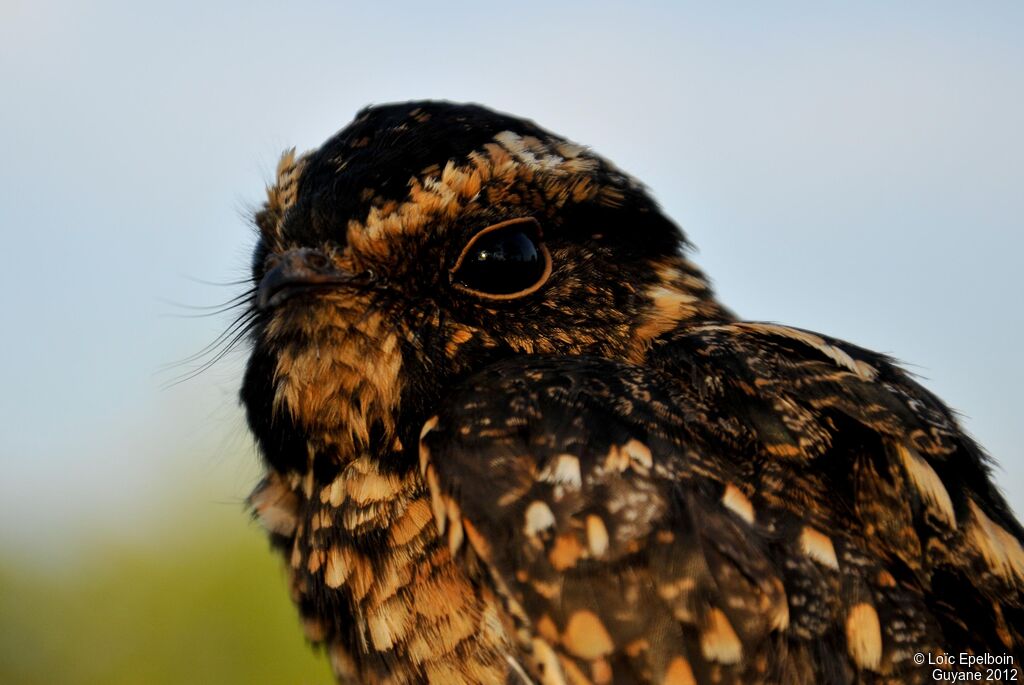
[
  {"x1": 2, "y1": 1, "x2": 1021, "y2": 683},
  {"x1": 0, "y1": 511, "x2": 333, "y2": 685}
]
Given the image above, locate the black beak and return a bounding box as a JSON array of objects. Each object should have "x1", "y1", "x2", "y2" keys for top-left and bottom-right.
[{"x1": 256, "y1": 248, "x2": 372, "y2": 311}]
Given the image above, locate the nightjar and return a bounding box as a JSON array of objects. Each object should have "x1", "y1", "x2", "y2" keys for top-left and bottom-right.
[{"x1": 241, "y1": 101, "x2": 1024, "y2": 684}]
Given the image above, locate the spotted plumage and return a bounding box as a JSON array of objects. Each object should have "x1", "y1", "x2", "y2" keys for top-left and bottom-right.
[{"x1": 240, "y1": 101, "x2": 1023, "y2": 684}]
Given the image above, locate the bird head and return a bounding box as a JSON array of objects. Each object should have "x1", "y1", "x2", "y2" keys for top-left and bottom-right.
[{"x1": 242, "y1": 101, "x2": 728, "y2": 473}]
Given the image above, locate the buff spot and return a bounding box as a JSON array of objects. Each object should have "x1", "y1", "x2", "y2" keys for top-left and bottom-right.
[
  {"x1": 328, "y1": 642, "x2": 358, "y2": 681},
  {"x1": 625, "y1": 639, "x2": 649, "y2": 658},
  {"x1": 592, "y1": 658, "x2": 612, "y2": 684},
  {"x1": 325, "y1": 546, "x2": 350, "y2": 588},
  {"x1": 967, "y1": 499, "x2": 1024, "y2": 582},
  {"x1": 302, "y1": 617, "x2": 326, "y2": 642},
  {"x1": 700, "y1": 608, "x2": 742, "y2": 664},
  {"x1": 846, "y1": 602, "x2": 883, "y2": 671},
  {"x1": 418, "y1": 415, "x2": 439, "y2": 476},
  {"x1": 768, "y1": 577, "x2": 791, "y2": 631},
  {"x1": 325, "y1": 546, "x2": 372, "y2": 598},
  {"x1": 606, "y1": 440, "x2": 653, "y2": 474},
  {"x1": 622, "y1": 440, "x2": 653, "y2": 471},
  {"x1": 310, "y1": 508, "x2": 332, "y2": 532},
  {"x1": 537, "y1": 614, "x2": 560, "y2": 643},
  {"x1": 325, "y1": 476, "x2": 345, "y2": 507},
  {"x1": 632, "y1": 276, "x2": 700, "y2": 355},
  {"x1": 876, "y1": 570, "x2": 897, "y2": 588},
  {"x1": 306, "y1": 548, "x2": 325, "y2": 574},
  {"x1": 345, "y1": 467, "x2": 402, "y2": 505},
  {"x1": 800, "y1": 525, "x2": 840, "y2": 570},
  {"x1": 263, "y1": 148, "x2": 308, "y2": 237},
  {"x1": 346, "y1": 548, "x2": 375, "y2": 601},
  {"x1": 721, "y1": 483, "x2": 755, "y2": 525},
  {"x1": 586, "y1": 515, "x2": 610, "y2": 557},
  {"x1": 462, "y1": 517, "x2": 492, "y2": 561},
  {"x1": 366, "y1": 594, "x2": 414, "y2": 650},
  {"x1": 662, "y1": 656, "x2": 697, "y2": 685},
  {"x1": 563, "y1": 610, "x2": 615, "y2": 659},
  {"x1": 250, "y1": 474, "x2": 299, "y2": 536},
  {"x1": 549, "y1": 533, "x2": 585, "y2": 570},
  {"x1": 446, "y1": 496, "x2": 465, "y2": 554},
  {"x1": 532, "y1": 637, "x2": 568, "y2": 685},
  {"x1": 389, "y1": 498, "x2": 434, "y2": 546},
  {"x1": 557, "y1": 656, "x2": 593, "y2": 685},
  {"x1": 736, "y1": 323, "x2": 878, "y2": 381},
  {"x1": 426, "y1": 464, "x2": 447, "y2": 534},
  {"x1": 445, "y1": 328, "x2": 475, "y2": 356},
  {"x1": 896, "y1": 443, "x2": 957, "y2": 528}
]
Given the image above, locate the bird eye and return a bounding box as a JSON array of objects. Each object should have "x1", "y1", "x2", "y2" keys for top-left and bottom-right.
[{"x1": 450, "y1": 217, "x2": 551, "y2": 299}]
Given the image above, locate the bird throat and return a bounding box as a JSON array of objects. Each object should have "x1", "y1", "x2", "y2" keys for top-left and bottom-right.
[
  {"x1": 265, "y1": 299, "x2": 405, "y2": 466},
  {"x1": 251, "y1": 319, "x2": 515, "y2": 683}
]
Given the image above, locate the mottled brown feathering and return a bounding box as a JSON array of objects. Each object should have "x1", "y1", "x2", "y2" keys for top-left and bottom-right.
[{"x1": 240, "y1": 101, "x2": 1023, "y2": 684}]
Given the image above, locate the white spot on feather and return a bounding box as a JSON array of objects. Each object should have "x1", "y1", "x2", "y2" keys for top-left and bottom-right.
[
  {"x1": 538, "y1": 454, "x2": 582, "y2": 489},
  {"x1": 524, "y1": 501, "x2": 556, "y2": 536}
]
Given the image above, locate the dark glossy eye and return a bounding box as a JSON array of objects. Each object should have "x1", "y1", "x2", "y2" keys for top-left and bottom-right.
[{"x1": 450, "y1": 217, "x2": 551, "y2": 299}]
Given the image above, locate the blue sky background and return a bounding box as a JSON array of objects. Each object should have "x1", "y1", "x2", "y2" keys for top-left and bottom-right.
[{"x1": 1, "y1": 0, "x2": 1021, "y2": 562}]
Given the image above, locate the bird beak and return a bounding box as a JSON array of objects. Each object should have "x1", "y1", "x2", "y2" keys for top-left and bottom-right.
[{"x1": 257, "y1": 248, "x2": 371, "y2": 311}]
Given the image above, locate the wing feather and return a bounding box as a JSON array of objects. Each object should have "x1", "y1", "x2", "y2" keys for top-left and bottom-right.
[{"x1": 419, "y1": 323, "x2": 1024, "y2": 684}]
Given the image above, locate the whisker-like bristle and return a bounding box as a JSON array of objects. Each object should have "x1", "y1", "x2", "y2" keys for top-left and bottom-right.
[
  {"x1": 157, "y1": 288, "x2": 257, "y2": 317},
  {"x1": 160, "y1": 307, "x2": 258, "y2": 370},
  {"x1": 161, "y1": 318, "x2": 260, "y2": 389},
  {"x1": 181, "y1": 274, "x2": 255, "y2": 287}
]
